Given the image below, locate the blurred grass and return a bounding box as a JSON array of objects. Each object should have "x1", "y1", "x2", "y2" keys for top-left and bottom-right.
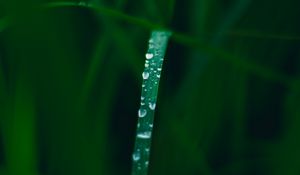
[{"x1": 0, "y1": 0, "x2": 300, "y2": 175}]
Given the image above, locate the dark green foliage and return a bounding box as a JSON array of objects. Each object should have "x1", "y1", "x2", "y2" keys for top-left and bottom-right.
[{"x1": 0, "y1": 0, "x2": 299, "y2": 175}]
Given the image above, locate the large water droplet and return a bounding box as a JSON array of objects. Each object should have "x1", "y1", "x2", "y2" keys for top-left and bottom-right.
[
  {"x1": 149, "y1": 102, "x2": 156, "y2": 110},
  {"x1": 145, "y1": 53, "x2": 154, "y2": 59},
  {"x1": 132, "y1": 151, "x2": 141, "y2": 161},
  {"x1": 142, "y1": 72, "x2": 149, "y2": 79},
  {"x1": 137, "y1": 131, "x2": 151, "y2": 139},
  {"x1": 138, "y1": 109, "x2": 147, "y2": 118}
]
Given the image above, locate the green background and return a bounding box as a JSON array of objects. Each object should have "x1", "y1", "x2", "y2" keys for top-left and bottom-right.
[{"x1": 0, "y1": 0, "x2": 300, "y2": 175}]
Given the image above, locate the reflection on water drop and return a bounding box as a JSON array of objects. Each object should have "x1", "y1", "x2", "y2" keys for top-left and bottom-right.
[
  {"x1": 145, "y1": 53, "x2": 154, "y2": 59},
  {"x1": 137, "y1": 131, "x2": 151, "y2": 139},
  {"x1": 138, "y1": 109, "x2": 147, "y2": 118},
  {"x1": 142, "y1": 72, "x2": 149, "y2": 79},
  {"x1": 132, "y1": 151, "x2": 141, "y2": 161},
  {"x1": 149, "y1": 102, "x2": 156, "y2": 110}
]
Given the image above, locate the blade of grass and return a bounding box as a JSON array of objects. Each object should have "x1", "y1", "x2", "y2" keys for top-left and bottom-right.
[{"x1": 131, "y1": 30, "x2": 171, "y2": 175}]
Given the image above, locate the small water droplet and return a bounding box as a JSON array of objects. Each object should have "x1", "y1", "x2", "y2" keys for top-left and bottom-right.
[
  {"x1": 138, "y1": 109, "x2": 147, "y2": 118},
  {"x1": 141, "y1": 96, "x2": 145, "y2": 100},
  {"x1": 132, "y1": 151, "x2": 141, "y2": 161},
  {"x1": 145, "y1": 53, "x2": 154, "y2": 59},
  {"x1": 145, "y1": 148, "x2": 150, "y2": 152},
  {"x1": 145, "y1": 161, "x2": 149, "y2": 167},
  {"x1": 141, "y1": 102, "x2": 145, "y2": 105},
  {"x1": 137, "y1": 123, "x2": 140, "y2": 128},
  {"x1": 137, "y1": 131, "x2": 151, "y2": 139},
  {"x1": 149, "y1": 124, "x2": 153, "y2": 128},
  {"x1": 157, "y1": 68, "x2": 162, "y2": 71},
  {"x1": 142, "y1": 72, "x2": 149, "y2": 79},
  {"x1": 142, "y1": 84, "x2": 145, "y2": 87},
  {"x1": 149, "y1": 102, "x2": 156, "y2": 110},
  {"x1": 156, "y1": 74, "x2": 161, "y2": 78},
  {"x1": 145, "y1": 63, "x2": 149, "y2": 67}
]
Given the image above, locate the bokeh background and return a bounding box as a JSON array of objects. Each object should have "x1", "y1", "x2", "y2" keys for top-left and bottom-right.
[{"x1": 1, "y1": 0, "x2": 300, "y2": 175}]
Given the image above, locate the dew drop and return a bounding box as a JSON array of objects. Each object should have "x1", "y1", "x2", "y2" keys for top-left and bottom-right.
[
  {"x1": 132, "y1": 151, "x2": 141, "y2": 161},
  {"x1": 145, "y1": 63, "x2": 149, "y2": 67},
  {"x1": 137, "y1": 131, "x2": 151, "y2": 139},
  {"x1": 145, "y1": 53, "x2": 154, "y2": 59},
  {"x1": 149, "y1": 124, "x2": 153, "y2": 128},
  {"x1": 141, "y1": 96, "x2": 145, "y2": 100},
  {"x1": 145, "y1": 161, "x2": 149, "y2": 167},
  {"x1": 141, "y1": 102, "x2": 145, "y2": 105},
  {"x1": 156, "y1": 74, "x2": 161, "y2": 78},
  {"x1": 157, "y1": 68, "x2": 162, "y2": 71},
  {"x1": 142, "y1": 72, "x2": 149, "y2": 79},
  {"x1": 138, "y1": 109, "x2": 147, "y2": 118},
  {"x1": 149, "y1": 102, "x2": 156, "y2": 110}
]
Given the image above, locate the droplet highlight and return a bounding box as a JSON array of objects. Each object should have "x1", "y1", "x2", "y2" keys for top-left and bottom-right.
[
  {"x1": 145, "y1": 53, "x2": 154, "y2": 59},
  {"x1": 149, "y1": 102, "x2": 156, "y2": 110},
  {"x1": 137, "y1": 131, "x2": 151, "y2": 139},
  {"x1": 142, "y1": 72, "x2": 149, "y2": 79},
  {"x1": 138, "y1": 109, "x2": 147, "y2": 118},
  {"x1": 132, "y1": 151, "x2": 141, "y2": 161}
]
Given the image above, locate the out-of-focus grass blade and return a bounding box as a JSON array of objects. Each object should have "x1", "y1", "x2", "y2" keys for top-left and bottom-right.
[
  {"x1": 82, "y1": 35, "x2": 110, "y2": 99},
  {"x1": 0, "y1": 17, "x2": 9, "y2": 32},
  {"x1": 2, "y1": 77, "x2": 38, "y2": 175}
]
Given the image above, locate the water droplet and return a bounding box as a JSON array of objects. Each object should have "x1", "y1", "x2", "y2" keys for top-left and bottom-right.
[
  {"x1": 132, "y1": 151, "x2": 141, "y2": 161},
  {"x1": 137, "y1": 123, "x2": 140, "y2": 128},
  {"x1": 142, "y1": 84, "x2": 145, "y2": 87},
  {"x1": 137, "y1": 131, "x2": 151, "y2": 139},
  {"x1": 145, "y1": 148, "x2": 150, "y2": 152},
  {"x1": 141, "y1": 102, "x2": 145, "y2": 105},
  {"x1": 142, "y1": 72, "x2": 149, "y2": 79},
  {"x1": 141, "y1": 96, "x2": 145, "y2": 100},
  {"x1": 149, "y1": 102, "x2": 156, "y2": 110},
  {"x1": 157, "y1": 68, "x2": 162, "y2": 71},
  {"x1": 156, "y1": 74, "x2": 161, "y2": 78},
  {"x1": 145, "y1": 53, "x2": 154, "y2": 59},
  {"x1": 145, "y1": 63, "x2": 149, "y2": 67},
  {"x1": 138, "y1": 109, "x2": 147, "y2": 118},
  {"x1": 149, "y1": 124, "x2": 153, "y2": 128},
  {"x1": 145, "y1": 161, "x2": 149, "y2": 167}
]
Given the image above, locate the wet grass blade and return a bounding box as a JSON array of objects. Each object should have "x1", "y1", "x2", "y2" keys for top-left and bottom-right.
[{"x1": 131, "y1": 30, "x2": 171, "y2": 175}]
